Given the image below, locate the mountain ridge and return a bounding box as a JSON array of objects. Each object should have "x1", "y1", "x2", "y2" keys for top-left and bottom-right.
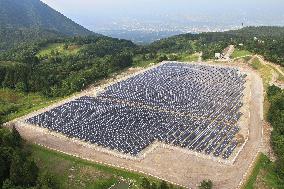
[
  {"x1": 0, "y1": 0, "x2": 95, "y2": 50},
  {"x1": 0, "y1": 0, "x2": 92, "y2": 35}
]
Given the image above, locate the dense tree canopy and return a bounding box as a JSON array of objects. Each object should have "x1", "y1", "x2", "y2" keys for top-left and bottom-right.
[
  {"x1": 0, "y1": 127, "x2": 35, "y2": 188},
  {"x1": 0, "y1": 126, "x2": 59, "y2": 189},
  {"x1": 1, "y1": 26, "x2": 284, "y2": 99},
  {"x1": 0, "y1": 36, "x2": 135, "y2": 97},
  {"x1": 267, "y1": 86, "x2": 284, "y2": 181}
]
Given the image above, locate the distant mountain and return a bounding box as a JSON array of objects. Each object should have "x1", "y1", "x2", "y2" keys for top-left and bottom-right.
[
  {"x1": 0, "y1": 0, "x2": 92, "y2": 35},
  {"x1": 0, "y1": 0, "x2": 94, "y2": 50}
]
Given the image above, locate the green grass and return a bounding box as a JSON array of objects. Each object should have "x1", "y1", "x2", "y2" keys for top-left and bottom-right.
[
  {"x1": 179, "y1": 53, "x2": 199, "y2": 62},
  {"x1": 132, "y1": 55, "x2": 157, "y2": 68},
  {"x1": 250, "y1": 58, "x2": 262, "y2": 70},
  {"x1": 243, "y1": 153, "x2": 283, "y2": 189},
  {"x1": 0, "y1": 61, "x2": 26, "y2": 67},
  {"x1": 267, "y1": 64, "x2": 284, "y2": 82},
  {"x1": 280, "y1": 67, "x2": 284, "y2": 74},
  {"x1": 249, "y1": 58, "x2": 273, "y2": 89},
  {"x1": 37, "y1": 43, "x2": 81, "y2": 58},
  {"x1": 31, "y1": 145, "x2": 181, "y2": 189},
  {"x1": 132, "y1": 53, "x2": 199, "y2": 68},
  {"x1": 277, "y1": 72, "x2": 284, "y2": 82},
  {"x1": 0, "y1": 89, "x2": 59, "y2": 123},
  {"x1": 111, "y1": 181, "x2": 129, "y2": 189},
  {"x1": 246, "y1": 57, "x2": 273, "y2": 117},
  {"x1": 243, "y1": 154, "x2": 265, "y2": 189},
  {"x1": 231, "y1": 49, "x2": 252, "y2": 59},
  {"x1": 133, "y1": 59, "x2": 156, "y2": 68}
]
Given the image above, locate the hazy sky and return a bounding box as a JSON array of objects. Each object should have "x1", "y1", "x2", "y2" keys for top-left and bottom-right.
[{"x1": 41, "y1": 0, "x2": 284, "y2": 31}]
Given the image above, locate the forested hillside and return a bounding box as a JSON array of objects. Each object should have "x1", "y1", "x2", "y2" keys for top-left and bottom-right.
[
  {"x1": 228, "y1": 27, "x2": 284, "y2": 66},
  {"x1": 267, "y1": 86, "x2": 284, "y2": 186},
  {"x1": 0, "y1": 0, "x2": 138, "y2": 125},
  {"x1": 0, "y1": 0, "x2": 92, "y2": 35},
  {"x1": 226, "y1": 26, "x2": 284, "y2": 38},
  {"x1": 0, "y1": 27, "x2": 65, "y2": 51},
  {"x1": 1, "y1": 26, "x2": 284, "y2": 102},
  {"x1": 0, "y1": 0, "x2": 93, "y2": 50},
  {"x1": 148, "y1": 26, "x2": 284, "y2": 66},
  {"x1": 0, "y1": 126, "x2": 59, "y2": 189},
  {"x1": 0, "y1": 36, "x2": 135, "y2": 97}
]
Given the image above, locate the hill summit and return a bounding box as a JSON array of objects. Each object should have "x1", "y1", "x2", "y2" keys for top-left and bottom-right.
[
  {"x1": 0, "y1": 0, "x2": 93, "y2": 50},
  {"x1": 0, "y1": 0, "x2": 92, "y2": 35}
]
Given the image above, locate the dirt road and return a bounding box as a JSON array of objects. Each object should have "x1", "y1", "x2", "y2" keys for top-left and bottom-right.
[
  {"x1": 223, "y1": 45, "x2": 235, "y2": 60},
  {"x1": 255, "y1": 55, "x2": 284, "y2": 89}
]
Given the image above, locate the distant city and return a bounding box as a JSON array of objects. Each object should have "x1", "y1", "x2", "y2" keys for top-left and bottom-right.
[
  {"x1": 41, "y1": 0, "x2": 284, "y2": 43},
  {"x1": 85, "y1": 10, "x2": 284, "y2": 43},
  {"x1": 93, "y1": 18, "x2": 244, "y2": 43}
]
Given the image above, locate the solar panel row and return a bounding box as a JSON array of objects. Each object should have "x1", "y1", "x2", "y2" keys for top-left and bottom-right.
[{"x1": 26, "y1": 62, "x2": 246, "y2": 159}]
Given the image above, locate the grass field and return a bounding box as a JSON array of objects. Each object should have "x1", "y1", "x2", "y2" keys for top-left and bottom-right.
[
  {"x1": 249, "y1": 57, "x2": 273, "y2": 89},
  {"x1": 31, "y1": 145, "x2": 181, "y2": 189},
  {"x1": 178, "y1": 53, "x2": 199, "y2": 62},
  {"x1": 133, "y1": 58, "x2": 156, "y2": 68},
  {"x1": 0, "y1": 89, "x2": 58, "y2": 123},
  {"x1": 242, "y1": 153, "x2": 283, "y2": 189},
  {"x1": 250, "y1": 58, "x2": 262, "y2": 70},
  {"x1": 281, "y1": 67, "x2": 284, "y2": 74},
  {"x1": 268, "y1": 64, "x2": 284, "y2": 82},
  {"x1": 111, "y1": 181, "x2": 130, "y2": 189},
  {"x1": 132, "y1": 53, "x2": 199, "y2": 68},
  {"x1": 37, "y1": 43, "x2": 81, "y2": 58},
  {"x1": 231, "y1": 49, "x2": 252, "y2": 59}
]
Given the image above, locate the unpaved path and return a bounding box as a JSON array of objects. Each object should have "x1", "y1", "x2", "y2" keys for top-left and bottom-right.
[
  {"x1": 256, "y1": 55, "x2": 284, "y2": 77},
  {"x1": 223, "y1": 45, "x2": 235, "y2": 60},
  {"x1": 198, "y1": 52, "x2": 202, "y2": 62},
  {"x1": 255, "y1": 55, "x2": 284, "y2": 89}
]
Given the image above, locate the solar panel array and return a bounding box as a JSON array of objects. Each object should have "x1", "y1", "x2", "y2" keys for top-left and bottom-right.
[{"x1": 26, "y1": 63, "x2": 246, "y2": 159}]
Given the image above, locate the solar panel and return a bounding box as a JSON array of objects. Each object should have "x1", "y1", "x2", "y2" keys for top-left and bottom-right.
[{"x1": 26, "y1": 62, "x2": 246, "y2": 159}]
